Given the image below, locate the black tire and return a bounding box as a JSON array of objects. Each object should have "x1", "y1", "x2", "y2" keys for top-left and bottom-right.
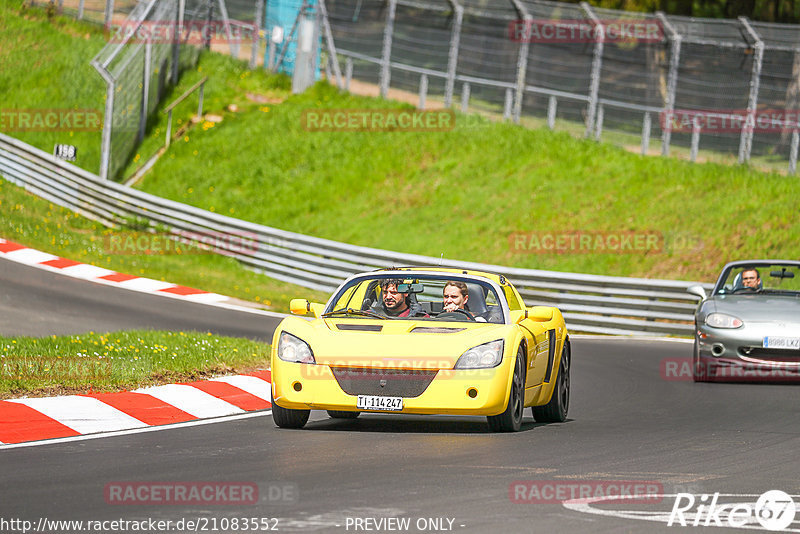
[
  {"x1": 487, "y1": 347, "x2": 525, "y2": 432},
  {"x1": 327, "y1": 410, "x2": 360, "y2": 419},
  {"x1": 692, "y1": 337, "x2": 710, "y2": 382},
  {"x1": 271, "y1": 392, "x2": 310, "y2": 429},
  {"x1": 532, "y1": 339, "x2": 570, "y2": 423}
]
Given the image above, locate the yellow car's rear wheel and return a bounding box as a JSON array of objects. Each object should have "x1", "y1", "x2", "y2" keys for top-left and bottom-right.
[
  {"x1": 487, "y1": 347, "x2": 525, "y2": 432},
  {"x1": 532, "y1": 339, "x2": 570, "y2": 423}
]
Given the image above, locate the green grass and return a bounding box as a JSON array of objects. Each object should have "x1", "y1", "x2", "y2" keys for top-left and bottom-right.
[
  {"x1": 0, "y1": 330, "x2": 269, "y2": 398},
  {"x1": 135, "y1": 81, "x2": 800, "y2": 282},
  {"x1": 0, "y1": 0, "x2": 107, "y2": 173}
]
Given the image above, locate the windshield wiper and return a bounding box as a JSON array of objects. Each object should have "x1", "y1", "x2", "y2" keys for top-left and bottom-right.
[{"x1": 322, "y1": 308, "x2": 384, "y2": 319}]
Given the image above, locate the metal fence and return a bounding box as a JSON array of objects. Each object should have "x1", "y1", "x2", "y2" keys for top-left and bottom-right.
[
  {"x1": 0, "y1": 132, "x2": 710, "y2": 336},
  {"x1": 31, "y1": 0, "x2": 268, "y2": 181},
  {"x1": 323, "y1": 0, "x2": 800, "y2": 172}
]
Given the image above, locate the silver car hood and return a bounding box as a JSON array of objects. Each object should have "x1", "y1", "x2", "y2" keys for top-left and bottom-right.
[{"x1": 709, "y1": 295, "x2": 800, "y2": 323}]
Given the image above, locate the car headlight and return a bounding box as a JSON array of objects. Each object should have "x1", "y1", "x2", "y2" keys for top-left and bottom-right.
[
  {"x1": 277, "y1": 332, "x2": 315, "y2": 363},
  {"x1": 705, "y1": 313, "x2": 743, "y2": 329},
  {"x1": 454, "y1": 340, "x2": 504, "y2": 369}
]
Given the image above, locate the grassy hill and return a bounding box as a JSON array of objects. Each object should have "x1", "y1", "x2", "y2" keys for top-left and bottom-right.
[{"x1": 133, "y1": 81, "x2": 800, "y2": 282}]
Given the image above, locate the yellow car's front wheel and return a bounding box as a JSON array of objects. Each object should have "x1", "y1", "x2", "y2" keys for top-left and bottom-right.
[
  {"x1": 272, "y1": 392, "x2": 310, "y2": 429},
  {"x1": 487, "y1": 347, "x2": 525, "y2": 432}
]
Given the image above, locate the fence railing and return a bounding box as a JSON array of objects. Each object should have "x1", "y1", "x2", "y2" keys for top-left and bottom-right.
[
  {"x1": 322, "y1": 0, "x2": 800, "y2": 173},
  {"x1": 0, "y1": 132, "x2": 710, "y2": 336}
]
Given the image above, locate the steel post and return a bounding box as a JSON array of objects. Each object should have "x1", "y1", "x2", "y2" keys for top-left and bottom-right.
[{"x1": 379, "y1": 0, "x2": 397, "y2": 99}]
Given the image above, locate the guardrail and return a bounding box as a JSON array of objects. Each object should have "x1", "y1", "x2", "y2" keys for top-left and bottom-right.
[{"x1": 0, "y1": 133, "x2": 709, "y2": 336}]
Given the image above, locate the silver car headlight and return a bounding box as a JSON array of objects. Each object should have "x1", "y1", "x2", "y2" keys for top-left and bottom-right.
[
  {"x1": 277, "y1": 332, "x2": 315, "y2": 363},
  {"x1": 454, "y1": 340, "x2": 504, "y2": 369},
  {"x1": 705, "y1": 313, "x2": 743, "y2": 329}
]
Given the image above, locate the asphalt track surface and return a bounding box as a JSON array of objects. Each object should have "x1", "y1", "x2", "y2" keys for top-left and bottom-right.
[
  {"x1": 3, "y1": 259, "x2": 800, "y2": 533},
  {"x1": 0, "y1": 258, "x2": 280, "y2": 340}
]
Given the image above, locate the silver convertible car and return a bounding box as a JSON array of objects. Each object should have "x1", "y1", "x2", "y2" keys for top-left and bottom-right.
[{"x1": 688, "y1": 260, "x2": 800, "y2": 382}]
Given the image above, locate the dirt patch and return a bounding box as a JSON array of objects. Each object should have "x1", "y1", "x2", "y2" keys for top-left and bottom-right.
[
  {"x1": 246, "y1": 93, "x2": 286, "y2": 105},
  {"x1": 344, "y1": 78, "x2": 446, "y2": 110}
]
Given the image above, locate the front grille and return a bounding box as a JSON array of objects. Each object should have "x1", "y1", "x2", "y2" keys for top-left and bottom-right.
[
  {"x1": 739, "y1": 347, "x2": 800, "y2": 363},
  {"x1": 330, "y1": 367, "x2": 438, "y2": 398}
]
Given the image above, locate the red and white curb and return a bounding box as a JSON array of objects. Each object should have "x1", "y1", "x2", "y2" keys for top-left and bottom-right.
[
  {"x1": 0, "y1": 370, "x2": 271, "y2": 445},
  {"x1": 0, "y1": 237, "x2": 228, "y2": 304}
]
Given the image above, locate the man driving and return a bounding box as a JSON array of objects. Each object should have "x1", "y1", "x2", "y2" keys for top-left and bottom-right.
[
  {"x1": 380, "y1": 279, "x2": 412, "y2": 317},
  {"x1": 741, "y1": 268, "x2": 761, "y2": 290}
]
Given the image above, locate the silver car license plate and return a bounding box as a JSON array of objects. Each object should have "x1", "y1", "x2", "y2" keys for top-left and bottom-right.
[{"x1": 763, "y1": 336, "x2": 800, "y2": 349}]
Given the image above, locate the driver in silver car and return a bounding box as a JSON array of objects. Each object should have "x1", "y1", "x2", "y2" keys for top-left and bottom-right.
[{"x1": 741, "y1": 268, "x2": 762, "y2": 290}]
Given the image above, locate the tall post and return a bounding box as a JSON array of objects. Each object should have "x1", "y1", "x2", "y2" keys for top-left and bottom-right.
[
  {"x1": 641, "y1": 112, "x2": 651, "y2": 155},
  {"x1": 318, "y1": 0, "x2": 343, "y2": 88},
  {"x1": 379, "y1": 0, "x2": 397, "y2": 99},
  {"x1": 78, "y1": 0, "x2": 85, "y2": 20},
  {"x1": 510, "y1": 0, "x2": 531, "y2": 124},
  {"x1": 204, "y1": 0, "x2": 214, "y2": 50},
  {"x1": 139, "y1": 38, "x2": 153, "y2": 143},
  {"x1": 250, "y1": 0, "x2": 265, "y2": 69},
  {"x1": 658, "y1": 12, "x2": 681, "y2": 157},
  {"x1": 690, "y1": 118, "x2": 700, "y2": 162},
  {"x1": 581, "y1": 2, "x2": 604, "y2": 139},
  {"x1": 444, "y1": 1, "x2": 462, "y2": 108},
  {"x1": 738, "y1": 16, "x2": 763, "y2": 164},
  {"x1": 547, "y1": 96, "x2": 557, "y2": 129},
  {"x1": 345, "y1": 57, "x2": 353, "y2": 91},
  {"x1": 171, "y1": 0, "x2": 185, "y2": 84},
  {"x1": 216, "y1": 0, "x2": 238, "y2": 58},
  {"x1": 93, "y1": 59, "x2": 116, "y2": 180},
  {"x1": 292, "y1": 8, "x2": 318, "y2": 94},
  {"x1": 104, "y1": 0, "x2": 115, "y2": 28}
]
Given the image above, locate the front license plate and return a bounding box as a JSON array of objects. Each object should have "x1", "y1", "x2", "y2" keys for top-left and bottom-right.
[
  {"x1": 356, "y1": 395, "x2": 403, "y2": 411},
  {"x1": 763, "y1": 336, "x2": 800, "y2": 349}
]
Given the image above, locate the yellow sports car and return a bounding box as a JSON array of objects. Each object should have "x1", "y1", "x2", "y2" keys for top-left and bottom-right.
[{"x1": 270, "y1": 268, "x2": 570, "y2": 432}]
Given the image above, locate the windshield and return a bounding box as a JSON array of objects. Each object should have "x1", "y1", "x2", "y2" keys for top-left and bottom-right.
[
  {"x1": 715, "y1": 263, "x2": 800, "y2": 297},
  {"x1": 325, "y1": 275, "x2": 506, "y2": 323}
]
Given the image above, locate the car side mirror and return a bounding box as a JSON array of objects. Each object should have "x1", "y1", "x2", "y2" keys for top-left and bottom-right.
[
  {"x1": 528, "y1": 306, "x2": 554, "y2": 321},
  {"x1": 290, "y1": 299, "x2": 311, "y2": 315},
  {"x1": 290, "y1": 299, "x2": 325, "y2": 318},
  {"x1": 687, "y1": 285, "x2": 707, "y2": 300}
]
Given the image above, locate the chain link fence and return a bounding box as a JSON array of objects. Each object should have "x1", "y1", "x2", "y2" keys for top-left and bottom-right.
[
  {"x1": 31, "y1": 0, "x2": 269, "y2": 180},
  {"x1": 29, "y1": 0, "x2": 800, "y2": 175},
  {"x1": 324, "y1": 0, "x2": 800, "y2": 172}
]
